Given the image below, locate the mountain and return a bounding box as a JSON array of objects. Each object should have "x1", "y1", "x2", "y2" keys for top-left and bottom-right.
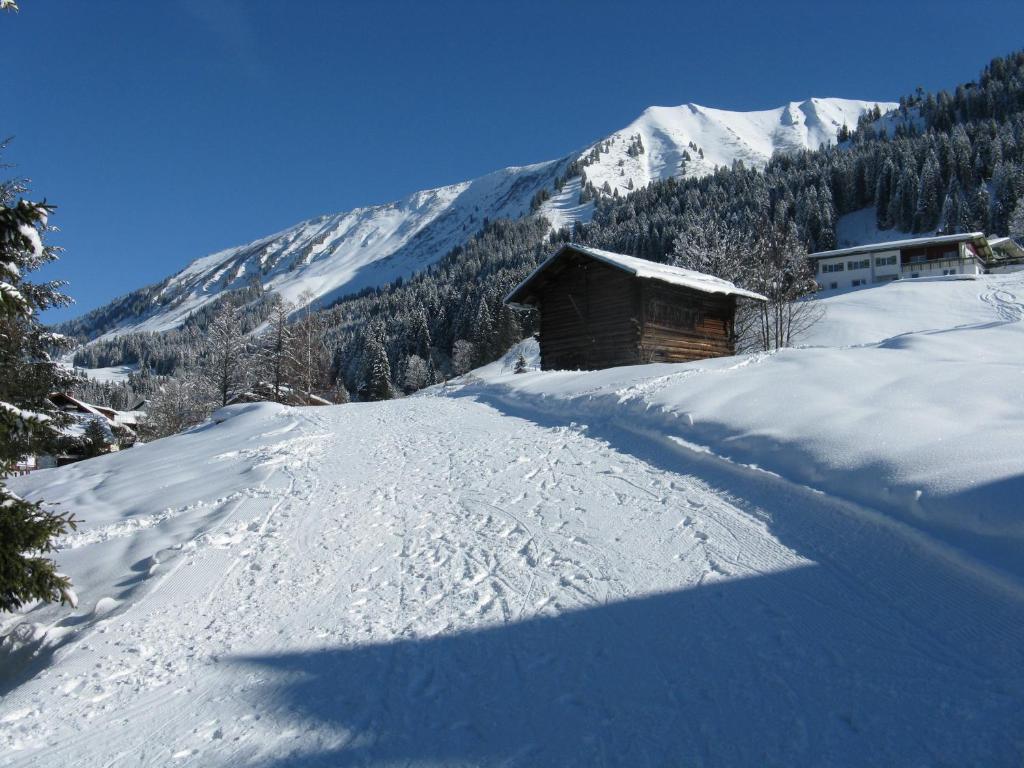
[
  {"x1": 572, "y1": 98, "x2": 895, "y2": 198},
  {"x1": 65, "y1": 97, "x2": 894, "y2": 342}
]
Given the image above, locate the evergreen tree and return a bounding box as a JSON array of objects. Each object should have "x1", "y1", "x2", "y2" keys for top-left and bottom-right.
[
  {"x1": 914, "y1": 153, "x2": 942, "y2": 232},
  {"x1": 513, "y1": 352, "x2": 528, "y2": 374},
  {"x1": 938, "y1": 177, "x2": 963, "y2": 233},
  {"x1": 359, "y1": 322, "x2": 393, "y2": 401},
  {"x1": 874, "y1": 159, "x2": 895, "y2": 229},
  {"x1": 0, "y1": 172, "x2": 79, "y2": 612},
  {"x1": 81, "y1": 418, "x2": 111, "y2": 458},
  {"x1": 1009, "y1": 195, "x2": 1024, "y2": 239}
]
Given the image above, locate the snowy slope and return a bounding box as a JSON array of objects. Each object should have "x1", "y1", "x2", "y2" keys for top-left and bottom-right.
[
  {"x1": 2, "y1": 271, "x2": 1023, "y2": 766},
  {"x1": 472, "y1": 273, "x2": 1024, "y2": 576},
  {"x1": 85, "y1": 160, "x2": 570, "y2": 340},
  {"x1": 71, "y1": 98, "x2": 892, "y2": 342},
  {"x1": 575, "y1": 98, "x2": 896, "y2": 198}
]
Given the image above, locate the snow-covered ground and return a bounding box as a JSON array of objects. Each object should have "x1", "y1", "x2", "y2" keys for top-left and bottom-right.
[
  {"x1": 3, "y1": 273, "x2": 1022, "y2": 766},
  {"x1": 76, "y1": 365, "x2": 137, "y2": 384},
  {"x1": 834, "y1": 206, "x2": 918, "y2": 249},
  {"x1": 476, "y1": 273, "x2": 1024, "y2": 579}
]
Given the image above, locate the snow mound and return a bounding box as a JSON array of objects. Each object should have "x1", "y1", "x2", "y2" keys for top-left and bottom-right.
[{"x1": 469, "y1": 272, "x2": 1024, "y2": 575}]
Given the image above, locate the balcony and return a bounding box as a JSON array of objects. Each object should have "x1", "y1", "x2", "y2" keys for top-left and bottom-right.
[{"x1": 900, "y1": 256, "x2": 976, "y2": 274}]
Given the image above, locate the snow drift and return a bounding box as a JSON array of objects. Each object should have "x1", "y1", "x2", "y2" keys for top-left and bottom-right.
[{"x1": 471, "y1": 272, "x2": 1024, "y2": 576}]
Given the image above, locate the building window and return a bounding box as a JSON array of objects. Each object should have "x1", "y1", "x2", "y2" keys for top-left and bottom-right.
[
  {"x1": 875, "y1": 255, "x2": 897, "y2": 267},
  {"x1": 911, "y1": 272, "x2": 920, "y2": 279},
  {"x1": 847, "y1": 259, "x2": 870, "y2": 270},
  {"x1": 829, "y1": 282, "x2": 838, "y2": 290},
  {"x1": 821, "y1": 262, "x2": 844, "y2": 273},
  {"x1": 852, "y1": 279, "x2": 865, "y2": 287}
]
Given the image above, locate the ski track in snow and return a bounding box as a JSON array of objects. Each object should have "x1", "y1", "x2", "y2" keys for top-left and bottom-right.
[{"x1": 1, "y1": 392, "x2": 1022, "y2": 766}]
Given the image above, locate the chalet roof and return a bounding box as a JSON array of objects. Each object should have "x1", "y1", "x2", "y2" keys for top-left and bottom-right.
[
  {"x1": 506, "y1": 244, "x2": 767, "y2": 307},
  {"x1": 987, "y1": 236, "x2": 1024, "y2": 260},
  {"x1": 808, "y1": 232, "x2": 990, "y2": 261}
]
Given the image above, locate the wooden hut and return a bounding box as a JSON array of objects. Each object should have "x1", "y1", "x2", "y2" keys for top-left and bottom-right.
[{"x1": 505, "y1": 244, "x2": 766, "y2": 371}]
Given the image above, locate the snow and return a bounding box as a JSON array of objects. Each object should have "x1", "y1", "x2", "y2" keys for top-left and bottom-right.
[
  {"x1": 537, "y1": 176, "x2": 594, "y2": 230},
  {"x1": 475, "y1": 272, "x2": 1024, "y2": 580},
  {"x1": 2, "y1": 273, "x2": 1023, "y2": 765},
  {"x1": 508, "y1": 244, "x2": 767, "y2": 304},
  {"x1": 16, "y1": 225, "x2": 42, "y2": 259},
  {"x1": 834, "y1": 206, "x2": 917, "y2": 248},
  {"x1": 579, "y1": 98, "x2": 898, "y2": 198},
  {"x1": 79, "y1": 365, "x2": 137, "y2": 384}
]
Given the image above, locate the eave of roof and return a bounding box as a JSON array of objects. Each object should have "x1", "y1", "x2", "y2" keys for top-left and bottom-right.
[
  {"x1": 808, "y1": 232, "x2": 987, "y2": 260},
  {"x1": 505, "y1": 243, "x2": 767, "y2": 307}
]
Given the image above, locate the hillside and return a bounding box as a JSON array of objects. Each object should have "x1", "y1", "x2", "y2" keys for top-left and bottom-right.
[
  {"x1": 4, "y1": 273, "x2": 1023, "y2": 766},
  {"x1": 64, "y1": 97, "x2": 891, "y2": 343}
]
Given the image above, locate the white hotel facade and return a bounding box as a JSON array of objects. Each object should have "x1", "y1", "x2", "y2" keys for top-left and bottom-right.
[{"x1": 808, "y1": 232, "x2": 997, "y2": 291}]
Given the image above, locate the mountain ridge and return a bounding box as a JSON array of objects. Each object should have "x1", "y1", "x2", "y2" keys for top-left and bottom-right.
[{"x1": 64, "y1": 96, "x2": 895, "y2": 342}]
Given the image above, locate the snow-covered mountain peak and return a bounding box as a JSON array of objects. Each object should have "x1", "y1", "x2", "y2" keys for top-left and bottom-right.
[
  {"x1": 69, "y1": 96, "x2": 894, "y2": 342},
  {"x1": 575, "y1": 97, "x2": 897, "y2": 199}
]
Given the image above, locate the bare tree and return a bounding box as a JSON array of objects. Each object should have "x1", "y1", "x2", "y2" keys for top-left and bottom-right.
[
  {"x1": 288, "y1": 290, "x2": 334, "y2": 401},
  {"x1": 203, "y1": 302, "x2": 250, "y2": 407},
  {"x1": 144, "y1": 370, "x2": 211, "y2": 438},
  {"x1": 451, "y1": 340, "x2": 475, "y2": 376},
  {"x1": 260, "y1": 297, "x2": 296, "y2": 403},
  {"x1": 673, "y1": 207, "x2": 823, "y2": 352},
  {"x1": 744, "y1": 225, "x2": 824, "y2": 351}
]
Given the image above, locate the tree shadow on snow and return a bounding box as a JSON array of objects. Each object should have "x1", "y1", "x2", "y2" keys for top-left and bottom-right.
[
  {"x1": 224, "y1": 390, "x2": 1024, "y2": 767},
  {"x1": 233, "y1": 564, "x2": 1023, "y2": 768}
]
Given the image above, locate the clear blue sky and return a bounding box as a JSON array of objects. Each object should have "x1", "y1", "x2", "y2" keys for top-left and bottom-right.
[{"x1": 4, "y1": 0, "x2": 1023, "y2": 323}]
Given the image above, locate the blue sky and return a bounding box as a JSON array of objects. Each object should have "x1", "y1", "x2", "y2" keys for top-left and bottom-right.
[{"x1": 4, "y1": 0, "x2": 1023, "y2": 322}]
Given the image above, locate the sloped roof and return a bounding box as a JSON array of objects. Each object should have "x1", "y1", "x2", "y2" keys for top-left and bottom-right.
[
  {"x1": 505, "y1": 244, "x2": 767, "y2": 307},
  {"x1": 808, "y1": 232, "x2": 989, "y2": 260}
]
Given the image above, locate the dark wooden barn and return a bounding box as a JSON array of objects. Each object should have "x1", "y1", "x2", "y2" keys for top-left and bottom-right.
[{"x1": 505, "y1": 244, "x2": 766, "y2": 371}]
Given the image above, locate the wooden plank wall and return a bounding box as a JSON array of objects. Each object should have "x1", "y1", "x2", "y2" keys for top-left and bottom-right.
[
  {"x1": 538, "y1": 257, "x2": 641, "y2": 370},
  {"x1": 639, "y1": 282, "x2": 735, "y2": 363},
  {"x1": 532, "y1": 250, "x2": 737, "y2": 370}
]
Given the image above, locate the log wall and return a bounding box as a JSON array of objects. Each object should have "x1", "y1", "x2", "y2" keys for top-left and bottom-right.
[{"x1": 526, "y1": 248, "x2": 738, "y2": 371}]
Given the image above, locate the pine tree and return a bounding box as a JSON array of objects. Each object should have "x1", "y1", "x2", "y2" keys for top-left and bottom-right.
[
  {"x1": 875, "y1": 159, "x2": 895, "y2": 229},
  {"x1": 513, "y1": 352, "x2": 528, "y2": 374},
  {"x1": 938, "y1": 177, "x2": 963, "y2": 234},
  {"x1": 359, "y1": 322, "x2": 393, "y2": 401},
  {"x1": 471, "y1": 296, "x2": 494, "y2": 366},
  {"x1": 81, "y1": 418, "x2": 111, "y2": 458},
  {"x1": 914, "y1": 153, "x2": 942, "y2": 232},
  {"x1": 0, "y1": 169, "x2": 80, "y2": 612},
  {"x1": 1009, "y1": 195, "x2": 1024, "y2": 239}
]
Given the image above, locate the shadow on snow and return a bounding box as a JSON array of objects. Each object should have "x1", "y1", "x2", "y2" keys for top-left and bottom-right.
[{"x1": 231, "y1": 394, "x2": 1024, "y2": 767}]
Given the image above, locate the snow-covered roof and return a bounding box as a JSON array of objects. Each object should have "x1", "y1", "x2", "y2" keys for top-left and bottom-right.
[
  {"x1": 506, "y1": 244, "x2": 767, "y2": 306},
  {"x1": 987, "y1": 237, "x2": 1024, "y2": 260},
  {"x1": 808, "y1": 232, "x2": 988, "y2": 260}
]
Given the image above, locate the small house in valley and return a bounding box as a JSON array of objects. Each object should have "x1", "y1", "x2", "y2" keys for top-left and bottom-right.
[
  {"x1": 505, "y1": 244, "x2": 766, "y2": 371},
  {"x1": 808, "y1": 232, "x2": 1024, "y2": 291}
]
